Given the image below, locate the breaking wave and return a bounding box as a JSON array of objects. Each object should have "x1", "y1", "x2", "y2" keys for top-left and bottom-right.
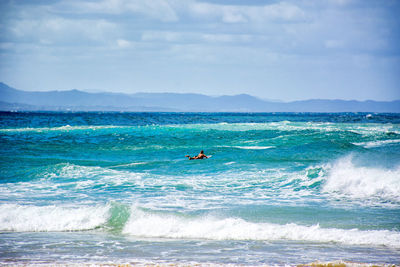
[
  {"x1": 0, "y1": 204, "x2": 109, "y2": 232},
  {"x1": 1, "y1": 203, "x2": 399, "y2": 248},
  {"x1": 322, "y1": 156, "x2": 400, "y2": 203},
  {"x1": 122, "y1": 208, "x2": 400, "y2": 247}
]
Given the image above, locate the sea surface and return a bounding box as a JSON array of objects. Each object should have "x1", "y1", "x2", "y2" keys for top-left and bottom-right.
[{"x1": 0, "y1": 112, "x2": 399, "y2": 266}]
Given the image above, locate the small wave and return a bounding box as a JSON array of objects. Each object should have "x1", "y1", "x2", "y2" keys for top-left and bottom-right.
[
  {"x1": 43, "y1": 163, "x2": 144, "y2": 185},
  {"x1": 123, "y1": 208, "x2": 400, "y2": 247},
  {"x1": 0, "y1": 204, "x2": 110, "y2": 232},
  {"x1": 353, "y1": 139, "x2": 400, "y2": 148},
  {"x1": 322, "y1": 156, "x2": 400, "y2": 203},
  {"x1": 0, "y1": 125, "x2": 126, "y2": 133},
  {"x1": 346, "y1": 125, "x2": 400, "y2": 136},
  {"x1": 185, "y1": 122, "x2": 340, "y2": 132},
  {"x1": 233, "y1": 146, "x2": 274, "y2": 150},
  {"x1": 2, "y1": 122, "x2": 398, "y2": 137},
  {"x1": 112, "y1": 162, "x2": 149, "y2": 168},
  {"x1": 218, "y1": 145, "x2": 274, "y2": 150}
]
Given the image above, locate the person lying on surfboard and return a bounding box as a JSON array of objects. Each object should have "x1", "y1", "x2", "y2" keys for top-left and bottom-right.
[{"x1": 185, "y1": 150, "x2": 209, "y2": 160}]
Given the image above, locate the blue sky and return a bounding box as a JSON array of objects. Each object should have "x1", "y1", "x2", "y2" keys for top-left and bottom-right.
[{"x1": 0, "y1": 0, "x2": 399, "y2": 101}]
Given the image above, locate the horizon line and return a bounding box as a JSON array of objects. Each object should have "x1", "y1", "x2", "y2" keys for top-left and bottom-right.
[{"x1": 1, "y1": 82, "x2": 399, "y2": 103}]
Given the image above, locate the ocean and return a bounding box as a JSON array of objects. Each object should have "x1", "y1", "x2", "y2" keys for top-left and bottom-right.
[{"x1": 0, "y1": 112, "x2": 399, "y2": 266}]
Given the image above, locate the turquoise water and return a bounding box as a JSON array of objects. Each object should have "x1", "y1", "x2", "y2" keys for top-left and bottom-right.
[{"x1": 0, "y1": 112, "x2": 399, "y2": 265}]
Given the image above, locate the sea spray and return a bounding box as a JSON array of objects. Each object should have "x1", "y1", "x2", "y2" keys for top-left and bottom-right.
[{"x1": 322, "y1": 156, "x2": 400, "y2": 202}]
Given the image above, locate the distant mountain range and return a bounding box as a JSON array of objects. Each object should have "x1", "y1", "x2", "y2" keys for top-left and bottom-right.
[{"x1": 0, "y1": 82, "x2": 399, "y2": 112}]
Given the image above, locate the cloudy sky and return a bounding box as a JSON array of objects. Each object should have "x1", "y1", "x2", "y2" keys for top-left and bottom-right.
[{"x1": 0, "y1": 0, "x2": 399, "y2": 101}]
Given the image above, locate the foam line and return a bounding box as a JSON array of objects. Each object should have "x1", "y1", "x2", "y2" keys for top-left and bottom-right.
[
  {"x1": 123, "y1": 208, "x2": 400, "y2": 247},
  {"x1": 353, "y1": 139, "x2": 400, "y2": 148},
  {"x1": 1, "y1": 122, "x2": 398, "y2": 135}
]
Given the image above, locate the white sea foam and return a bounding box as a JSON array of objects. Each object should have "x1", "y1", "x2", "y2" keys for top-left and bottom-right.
[
  {"x1": 0, "y1": 204, "x2": 109, "y2": 232},
  {"x1": 322, "y1": 156, "x2": 400, "y2": 203},
  {"x1": 2, "y1": 122, "x2": 398, "y2": 137},
  {"x1": 0, "y1": 125, "x2": 125, "y2": 133},
  {"x1": 2, "y1": 202, "x2": 399, "y2": 247},
  {"x1": 123, "y1": 208, "x2": 400, "y2": 247},
  {"x1": 184, "y1": 122, "x2": 340, "y2": 132},
  {"x1": 0, "y1": 164, "x2": 150, "y2": 210},
  {"x1": 218, "y1": 145, "x2": 274, "y2": 150},
  {"x1": 179, "y1": 122, "x2": 400, "y2": 138},
  {"x1": 44, "y1": 163, "x2": 144, "y2": 186},
  {"x1": 233, "y1": 146, "x2": 274, "y2": 150},
  {"x1": 353, "y1": 139, "x2": 400, "y2": 148},
  {"x1": 112, "y1": 162, "x2": 149, "y2": 168}
]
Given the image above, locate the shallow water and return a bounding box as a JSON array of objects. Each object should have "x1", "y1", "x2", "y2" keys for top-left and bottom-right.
[{"x1": 0, "y1": 112, "x2": 399, "y2": 265}]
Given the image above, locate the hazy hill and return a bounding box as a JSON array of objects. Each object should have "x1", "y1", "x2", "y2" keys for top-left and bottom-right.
[{"x1": 0, "y1": 82, "x2": 399, "y2": 112}]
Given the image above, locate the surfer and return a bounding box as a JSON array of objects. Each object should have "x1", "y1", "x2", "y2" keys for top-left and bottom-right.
[{"x1": 185, "y1": 150, "x2": 209, "y2": 160}]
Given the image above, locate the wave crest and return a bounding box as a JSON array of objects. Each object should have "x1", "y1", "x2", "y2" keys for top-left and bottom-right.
[
  {"x1": 0, "y1": 204, "x2": 109, "y2": 232},
  {"x1": 322, "y1": 156, "x2": 400, "y2": 203},
  {"x1": 123, "y1": 208, "x2": 400, "y2": 247},
  {"x1": 2, "y1": 202, "x2": 399, "y2": 248}
]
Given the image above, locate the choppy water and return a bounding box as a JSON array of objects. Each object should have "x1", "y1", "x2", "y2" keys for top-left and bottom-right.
[{"x1": 0, "y1": 112, "x2": 399, "y2": 266}]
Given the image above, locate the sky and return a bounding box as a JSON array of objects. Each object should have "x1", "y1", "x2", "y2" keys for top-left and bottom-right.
[{"x1": 0, "y1": 0, "x2": 399, "y2": 101}]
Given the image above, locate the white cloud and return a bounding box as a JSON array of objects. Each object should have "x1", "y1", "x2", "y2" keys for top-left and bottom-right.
[
  {"x1": 141, "y1": 31, "x2": 252, "y2": 45},
  {"x1": 116, "y1": 39, "x2": 132, "y2": 48},
  {"x1": 324, "y1": 39, "x2": 345, "y2": 49},
  {"x1": 10, "y1": 17, "x2": 117, "y2": 45},
  {"x1": 188, "y1": 1, "x2": 306, "y2": 23},
  {"x1": 221, "y1": 10, "x2": 247, "y2": 23},
  {"x1": 201, "y1": 33, "x2": 252, "y2": 43},
  {"x1": 56, "y1": 0, "x2": 179, "y2": 22},
  {"x1": 328, "y1": 0, "x2": 353, "y2": 6},
  {"x1": 141, "y1": 31, "x2": 182, "y2": 42},
  {"x1": 56, "y1": 0, "x2": 305, "y2": 24}
]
